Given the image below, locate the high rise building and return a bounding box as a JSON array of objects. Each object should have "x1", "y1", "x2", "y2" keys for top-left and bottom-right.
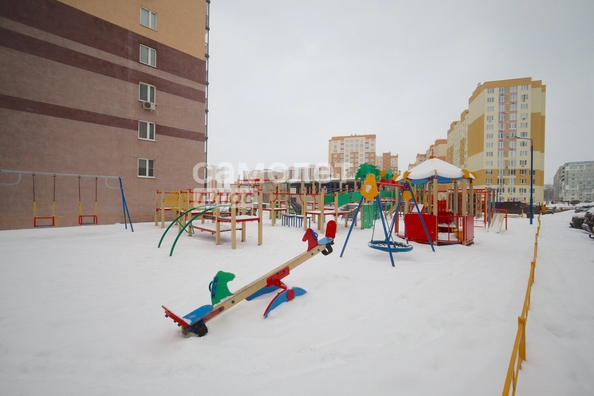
[
  {"x1": 0, "y1": 0, "x2": 209, "y2": 229},
  {"x1": 376, "y1": 152, "x2": 399, "y2": 175},
  {"x1": 553, "y1": 161, "x2": 594, "y2": 202},
  {"x1": 328, "y1": 134, "x2": 377, "y2": 179},
  {"x1": 447, "y1": 77, "x2": 546, "y2": 203}
]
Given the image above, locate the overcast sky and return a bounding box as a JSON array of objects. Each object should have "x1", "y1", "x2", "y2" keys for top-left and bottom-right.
[{"x1": 206, "y1": 0, "x2": 594, "y2": 183}]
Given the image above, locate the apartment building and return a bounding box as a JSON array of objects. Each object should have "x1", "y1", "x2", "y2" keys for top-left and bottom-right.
[
  {"x1": 0, "y1": 0, "x2": 208, "y2": 229},
  {"x1": 376, "y1": 152, "x2": 399, "y2": 175},
  {"x1": 553, "y1": 161, "x2": 594, "y2": 202},
  {"x1": 447, "y1": 77, "x2": 546, "y2": 203},
  {"x1": 328, "y1": 134, "x2": 377, "y2": 179}
]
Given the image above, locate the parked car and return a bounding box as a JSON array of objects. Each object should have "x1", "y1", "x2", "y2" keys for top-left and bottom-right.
[{"x1": 571, "y1": 207, "x2": 594, "y2": 229}]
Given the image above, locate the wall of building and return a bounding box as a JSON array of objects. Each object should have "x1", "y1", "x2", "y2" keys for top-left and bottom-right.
[{"x1": 0, "y1": 0, "x2": 207, "y2": 229}]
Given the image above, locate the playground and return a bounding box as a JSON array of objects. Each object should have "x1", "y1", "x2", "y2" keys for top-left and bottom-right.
[{"x1": 0, "y1": 210, "x2": 592, "y2": 395}]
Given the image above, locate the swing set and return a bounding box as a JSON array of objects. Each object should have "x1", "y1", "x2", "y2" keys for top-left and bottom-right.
[
  {"x1": 1, "y1": 169, "x2": 133, "y2": 231},
  {"x1": 340, "y1": 174, "x2": 434, "y2": 267}
]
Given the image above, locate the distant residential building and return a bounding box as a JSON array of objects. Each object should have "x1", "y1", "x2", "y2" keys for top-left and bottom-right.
[
  {"x1": 552, "y1": 161, "x2": 594, "y2": 202},
  {"x1": 447, "y1": 77, "x2": 546, "y2": 203},
  {"x1": 328, "y1": 134, "x2": 377, "y2": 179},
  {"x1": 425, "y1": 139, "x2": 448, "y2": 162},
  {"x1": 376, "y1": 152, "x2": 399, "y2": 174}
]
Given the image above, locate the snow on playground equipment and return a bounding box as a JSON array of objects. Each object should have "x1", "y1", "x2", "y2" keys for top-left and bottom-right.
[
  {"x1": 158, "y1": 190, "x2": 263, "y2": 255},
  {"x1": 340, "y1": 174, "x2": 431, "y2": 267},
  {"x1": 395, "y1": 158, "x2": 476, "y2": 246},
  {"x1": 162, "y1": 221, "x2": 337, "y2": 337},
  {"x1": 0, "y1": 170, "x2": 133, "y2": 230}
]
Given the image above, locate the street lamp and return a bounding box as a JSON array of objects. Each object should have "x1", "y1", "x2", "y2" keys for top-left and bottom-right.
[{"x1": 516, "y1": 137, "x2": 534, "y2": 225}]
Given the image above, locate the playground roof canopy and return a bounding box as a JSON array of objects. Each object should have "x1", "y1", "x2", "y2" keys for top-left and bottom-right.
[{"x1": 397, "y1": 158, "x2": 475, "y2": 185}]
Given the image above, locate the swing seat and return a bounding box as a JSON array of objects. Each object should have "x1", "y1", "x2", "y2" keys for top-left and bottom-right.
[{"x1": 368, "y1": 239, "x2": 413, "y2": 253}]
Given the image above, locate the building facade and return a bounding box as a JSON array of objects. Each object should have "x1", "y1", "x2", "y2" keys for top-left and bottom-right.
[
  {"x1": 447, "y1": 77, "x2": 546, "y2": 203},
  {"x1": 328, "y1": 134, "x2": 377, "y2": 179},
  {"x1": 553, "y1": 161, "x2": 594, "y2": 202},
  {"x1": 0, "y1": 0, "x2": 208, "y2": 229},
  {"x1": 376, "y1": 152, "x2": 399, "y2": 175}
]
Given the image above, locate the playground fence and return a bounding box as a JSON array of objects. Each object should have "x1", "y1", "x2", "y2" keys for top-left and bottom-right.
[{"x1": 501, "y1": 215, "x2": 541, "y2": 396}]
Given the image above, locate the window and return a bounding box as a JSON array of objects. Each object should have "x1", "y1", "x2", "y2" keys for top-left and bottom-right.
[
  {"x1": 510, "y1": 95, "x2": 517, "y2": 102},
  {"x1": 486, "y1": 161, "x2": 493, "y2": 166},
  {"x1": 487, "y1": 97, "x2": 494, "y2": 103},
  {"x1": 499, "y1": 105, "x2": 506, "y2": 112},
  {"x1": 138, "y1": 121, "x2": 155, "y2": 141},
  {"x1": 138, "y1": 158, "x2": 154, "y2": 177},
  {"x1": 521, "y1": 94, "x2": 529, "y2": 101},
  {"x1": 509, "y1": 123, "x2": 517, "y2": 129},
  {"x1": 509, "y1": 131, "x2": 517, "y2": 138},
  {"x1": 487, "y1": 106, "x2": 494, "y2": 112},
  {"x1": 498, "y1": 114, "x2": 506, "y2": 121},
  {"x1": 486, "y1": 179, "x2": 492, "y2": 185},
  {"x1": 140, "y1": 44, "x2": 157, "y2": 67},
  {"x1": 487, "y1": 115, "x2": 494, "y2": 122},
  {"x1": 139, "y1": 82, "x2": 156, "y2": 103},
  {"x1": 509, "y1": 168, "x2": 516, "y2": 175},
  {"x1": 520, "y1": 150, "x2": 528, "y2": 156},
  {"x1": 486, "y1": 124, "x2": 494, "y2": 130},
  {"x1": 520, "y1": 160, "x2": 528, "y2": 167},
  {"x1": 498, "y1": 160, "x2": 505, "y2": 168},
  {"x1": 486, "y1": 133, "x2": 494, "y2": 139},
  {"x1": 519, "y1": 188, "x2": 527, "y2": 194},
  {"x1": 520, "y1": 169, "x2": 527, "y2": 175},
  {"x1": 520, "y1": 131, "x2": 528, "y2": 137},
  {"x1": 486, "y1": 152, "x2": 493, "y2": 157},
  {"x1": 487, "y1": 88, "x2": 494, "y2": 94},
  {"x1": 520, "y1": 122, "x2": 528, "y2": 128},
  {"x1": 486, "y1": 142, "x2": 493, "y2": 148},
  {"x1": 498, "y1": 141, "x2": 506, "y2": 148},
  {"x1": 521, "y1": 85, "x2": 529, "y2": 90},
  {"x1": 510, "y1": 86, "x2": 517, "y2": 92},
  {"x1": 509, "y1": 113, "x2": 517, "y2": 120},
  {"x1": 498, "y1": 132, "x2": 505, "y2": 139},
  {"x1": 141, "y1": 7, "x2": 157, "y2": 30},
  {"x1": 521, "y1": 103, "x2": 529, "y2": 109},
  {"x1": 498, "y1": 151, "x2": 506, "y2": 157},
  {"x1": 486, "y1": 169, "x2": 493, "y2": 175},
  {"x1": 499, "y1": 87, "x2": 507, "y2": 93},
  {"x1": 499, "y1": 96, "x2": 507, "y2": 102},
  {"x1": 509, "y1": 178, "x2": 516, "y2": 185},
  {"x1": 498, "y1": 124, "x2": 506, "y2": 130},
  {"x1": 510, "y1": 104, "x2": 517, "y2": 111}
]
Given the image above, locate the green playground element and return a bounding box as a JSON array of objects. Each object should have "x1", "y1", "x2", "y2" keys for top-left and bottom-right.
[
  {"x1": 355, "y1": 163, "x2": 380, "y2": 181},
  {"x1": 361, "y1": 202, "x2": 378, "y2": 229},
  {"x1": 209, "y1": 270, "x2": 236, "y2": 304},
  {"x1": 157, "y1": 204, "x2": 232, "y2": 256}
]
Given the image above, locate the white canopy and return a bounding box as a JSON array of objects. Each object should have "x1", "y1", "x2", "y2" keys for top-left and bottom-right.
[{"x1": 397, "y1": 158, "x2": 475, "y2": 184}]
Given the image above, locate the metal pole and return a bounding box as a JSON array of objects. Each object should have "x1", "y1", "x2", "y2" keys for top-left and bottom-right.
[{"x1": 529, "y1": 141, "x2": 534, "y2": 225}]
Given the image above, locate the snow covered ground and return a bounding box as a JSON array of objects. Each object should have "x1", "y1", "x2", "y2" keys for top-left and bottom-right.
[{"x1": 0, "y1": 210, "x2": 592, "y2": 395}]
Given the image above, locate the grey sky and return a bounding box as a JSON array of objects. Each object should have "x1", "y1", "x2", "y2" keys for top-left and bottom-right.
[{"x1": 206, "y1": 0, "x2": 594, "y2": 183}]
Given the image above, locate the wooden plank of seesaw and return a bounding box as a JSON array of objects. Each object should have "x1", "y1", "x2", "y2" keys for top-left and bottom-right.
[{"x1": 202, "y1": 245, "x2": 326, "y2": 324}]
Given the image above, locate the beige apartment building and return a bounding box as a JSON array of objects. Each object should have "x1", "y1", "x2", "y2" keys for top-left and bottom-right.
[
  {"x1": 447, "y1": 77, "x2": 546, "y2": 203},
  {"x1": 328, "y1": 134, "x2": 377, "y2": 179},
  {"x1": 0, "y1": 0, "x2": 209, "y2": 229},
  {"x1": 376, "y1": 152, "x2": 399, "y2": 175}
]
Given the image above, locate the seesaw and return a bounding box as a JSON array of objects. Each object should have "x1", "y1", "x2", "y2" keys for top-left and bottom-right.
[{"x1": 162, "y1": 220, "x2": 337, "y2": 337}]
